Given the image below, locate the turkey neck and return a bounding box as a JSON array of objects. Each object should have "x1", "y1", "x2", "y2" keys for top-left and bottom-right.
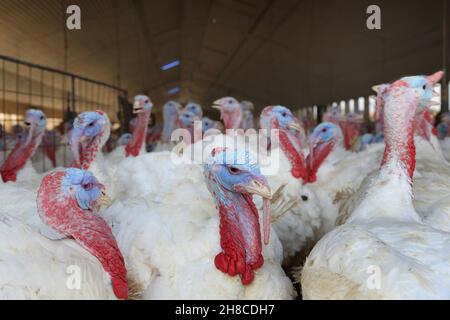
[
  {"x1": 223, "y1": 108, "x2": 242, "y2": 130},
  {"x1": 381, "y1": 89, "x2": 418, "y2": 180},
  {"x1": 210, "y1": 182, "x2": 264, "y2": 285},
  {"x1": 347, "y1": 88, "x2": 421, "y2": 224},
  {"x1": 74, "y1": 135, "x2": 102, "y2": 170},
  {"x1": 340, "y1": 122, "x2": 359, "y2": 151},
  {"x1": 126, "y1": 110, "x2": 150, "y2": 157},
  {"x1": 162, "y1": 112, "x2": 178, "y2": 143},
  {"x1": 0, "y1": 126, "x2": 43, "y2": 182},
  {"x1": 306, "y1": 140, "x2": 335, "y2": 184},
  {"x1": 278, "y1": 127, "x2": 308, "y2": 180}
]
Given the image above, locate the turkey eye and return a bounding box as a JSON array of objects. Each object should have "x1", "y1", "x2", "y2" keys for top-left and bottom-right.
[
  {"x1": 228, "y1": 166, "x2": 240, "y2": 174},
  {"x1": 40, "y1": 116, "x2": 44, "y2": 120},
  {"x1": 145, "y1": 100, "x2": 149, "y2": 104},
  {"x1": 228, "y1": 100, "x2": 233, "y2": 104},
  {"x1": 301, "y1": 195, "x2": 309, "y2": 201},
  {"x1": 83, "y1": 183, "x2": 93, "y2": 190},
  {"x1": 88, "y1": 122, "x2": 95, "y2": 127},
  {"x1": 422, "y1": 85, "x2": 427, "y2": 90},
  {"x1": 322, "y1": 128, "x2": 327, "y2": 132},
  {"x1": 281, "y1": 112, "x2": 287, "y2": 117}
]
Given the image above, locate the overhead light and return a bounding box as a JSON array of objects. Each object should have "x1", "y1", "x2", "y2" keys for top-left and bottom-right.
[
  {"x1": 161, "y1": 60, "x2": 180, "y2": 71},
  {"x1": 167, "y1": 87, "x2": 180, "y2": 94}
]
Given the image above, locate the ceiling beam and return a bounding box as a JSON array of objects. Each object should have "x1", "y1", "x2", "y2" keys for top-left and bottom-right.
[
  {"x1": 185, "y1": 0, "x2": 215, "y2": 100},
  {"x1": 215, "y1": 0, "x2": 304, "y2": 100},
  {"x1": 132, "y1": 0, "x2": 168, "y2": 96},
  {"x1": 178, "y1": 0, "x2": 188, "y2": 101},
  {"x1": 202, "y1": 0, "x2": 275, "y2": 101}
]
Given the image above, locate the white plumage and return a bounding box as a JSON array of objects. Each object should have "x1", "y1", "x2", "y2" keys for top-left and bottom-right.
[
  {"x1": 0, "y1": 213, "x2": 117, "y2": 299},
  {"x1": 300, "y1": 72, "x2": 450, "y2": 300},
  {"x1": 104, "y1": 134, "x2": 296, "y2": 299},
  {"x1": 301, "y1": 162, "x2": 450, "y2": 299}
]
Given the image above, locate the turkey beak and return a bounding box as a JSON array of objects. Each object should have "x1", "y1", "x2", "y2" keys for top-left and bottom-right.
[
  {"x1": 212, "y1": 102, "x2": 225, "y2": 120},
  {"x1": 241, "y1": 178, "x2": 272, "y2": 200},
  {"x1": 97, "y1": 191, "x2": 112, "y2": 208},
  {"x1": 212, "y1": 99, "x2": 223, "y2": 110},
  {"x1": 372, "y1": 84, "x2": 382, "y2": 93},
  {"x1": 24, "y1": 118, "x2": 37, "y2": 145},
  {"x1": 309, "y1": 134, "x2": 321, "y2": 153},
  {"x1": 288, "y1": 122, "x2": 302, "y2": 132},
  {"x1": 133, "y1": 100, "x2": 143, "y2": 114},
  {"x1": 237, "y1": 176, "x2": 272, "y2": 245}
]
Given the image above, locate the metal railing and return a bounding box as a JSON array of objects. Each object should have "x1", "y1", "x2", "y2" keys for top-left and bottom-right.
[{"x1": 0, "y1": 54, "x2": 128, "y2": 173}]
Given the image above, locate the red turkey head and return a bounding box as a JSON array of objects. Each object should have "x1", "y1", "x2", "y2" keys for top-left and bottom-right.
[
  {"x1": 204, "y1": 147, "x2": 272, "y2": 285},
  {"x1": 306, "y1": 122, "x2": 342, "y2": 183},
  {"x1": 37, "y1": 168, "x2": 127, "y2": 299},
  {"x1": 260, "y1": 106, "x2": 308, "y2": 180},
  {"x1": 125, "y1": 95, "x2": 153, "y2": 157}
]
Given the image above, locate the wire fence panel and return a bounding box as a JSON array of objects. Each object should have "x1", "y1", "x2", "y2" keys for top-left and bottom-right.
[{"x1": 0, "y1": 54, "x2": 128, "y2": 173}]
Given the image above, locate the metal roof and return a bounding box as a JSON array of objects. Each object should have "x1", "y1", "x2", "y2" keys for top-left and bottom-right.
[{"x1": 0, "y1": 0, "x2": 446, "y2": 114}]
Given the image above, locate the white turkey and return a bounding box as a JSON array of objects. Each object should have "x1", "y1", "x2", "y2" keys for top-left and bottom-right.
[
  {"x1": 0, "y1": 109, "x2": 111, "y2": 238},
  {"x1": 103, "y1": 135, "x2": 296, "y2": 299},
  {"x1": 154, "y1": 101, "x2": 182, "y2": 152},
  {"x1": 337, "y1": 72, "x2": 450, "y2": 229},
  {"x1": 258, "y1": 105, "x2": 324, "y2": 262},
  {"x1": 0, "y1": 168, "x2": 126, "y2": 299},
  {"x1": 105, "y1": 95, "x2": 153, "y2": 169},
  {"x1": 300, "y1": 73, "x2": 450, "y2": 299}
]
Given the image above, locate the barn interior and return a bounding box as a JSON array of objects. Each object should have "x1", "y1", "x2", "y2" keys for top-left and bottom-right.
[
  {"x1": 1, "y1": 0, "x2": 450, "y2": 302},
  {"x1": 0, "y1": 0, "x2": 447, "y2": 131}
]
